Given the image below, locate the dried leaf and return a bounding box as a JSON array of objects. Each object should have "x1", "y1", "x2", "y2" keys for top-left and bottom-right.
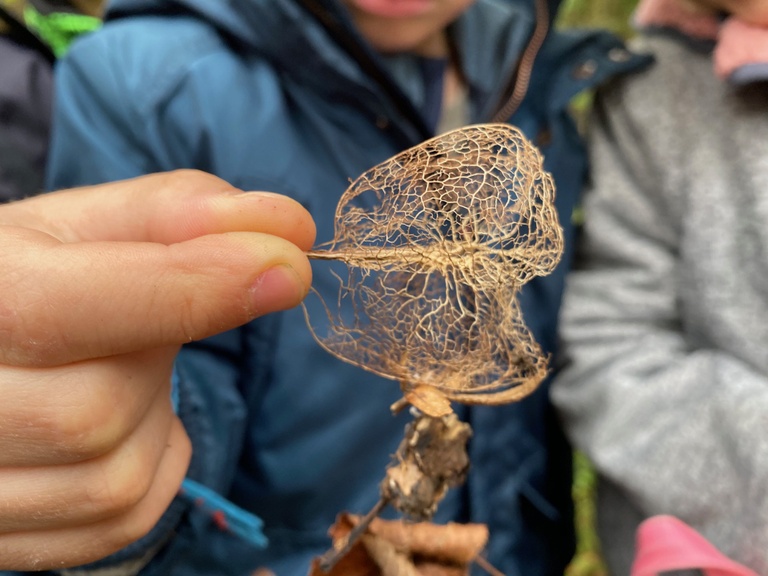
[
  {"x1": 307, "y1": 125, "x2": 548, "y2": 576},
  {"x1": 403, "y1": 385, "x2": 452, "y2": 418},
  {"x1": 304, "y1": 124, "x2": 562, "y2": 410},
  {"x1": 310, "y1": 514, "x2": 492, "y2": 576},
  {"x1": 362, "y1": 533, "x2": 420, "y2": 576},
  {"x1": 416, "y1": 563, "x2": 467, "y2": 576},
  {"x1": 365, "y1": 518, "x2": 489, "y2": 566},
  {"x1": 310, "y1": 514, "x2": 379, "y2": 576}
]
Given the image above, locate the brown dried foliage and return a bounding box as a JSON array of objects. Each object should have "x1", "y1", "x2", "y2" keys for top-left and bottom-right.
[
  {"x1": 315, "y1": 412, "x2": 474, "y2": 572},
  {"x1": 309, "y1": 514, "x2": 493, "y2": 576},
  {"x1": 380, "y1": 411, "x2": 471, "y2": 521},
  {"x1": 304, "y1": 124, "x2": 563, "y2": 415}
]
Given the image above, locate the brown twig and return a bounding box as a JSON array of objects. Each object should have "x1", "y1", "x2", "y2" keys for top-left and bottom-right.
[
  {"x1": 318, "y1": 497, "x2": 389, "y2": 573},
  {"x1": 475, "y1": 554, "x2": 506, "y2": 576}
]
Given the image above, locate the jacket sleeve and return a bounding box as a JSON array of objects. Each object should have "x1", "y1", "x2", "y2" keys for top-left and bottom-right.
[
  {"x1": 551, "y1": 68, "x2": 768, "y2": 556},
  {"x1": 45, "y1": 34, "x2": 252, "y2": 576},
  {"x1": 46, "y1": 31, "x2": 163, "y2": 189}
]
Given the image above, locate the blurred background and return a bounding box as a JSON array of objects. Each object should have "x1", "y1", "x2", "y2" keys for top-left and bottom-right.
[
  {"x1": 557, "y1": 1, "x2": 639, "y2": 574},
  {"x1": 558, "y1": 0, "x2": 639, "y2": 38}
]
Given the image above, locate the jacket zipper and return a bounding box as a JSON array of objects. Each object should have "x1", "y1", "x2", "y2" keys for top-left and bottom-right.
[
  {"x1": 298, "y1": 0, "x2": 433, "y2": 141},
  {"x1": 299, "y1": 0, "x2": 549, "y2": 134},
  {"x1": 491, "y1": 0, "x2": 550, "y2": 122}
]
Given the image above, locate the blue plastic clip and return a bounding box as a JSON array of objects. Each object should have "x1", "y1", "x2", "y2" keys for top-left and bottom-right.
[{"x1": 180, "y1": 478, "x2": 268, "y2": 549}]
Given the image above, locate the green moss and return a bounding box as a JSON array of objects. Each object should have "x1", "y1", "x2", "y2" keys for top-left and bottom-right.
[
  {"x1": 556, "y1": 0, "x2": 639, "y2": 38},
  {"x1": 567, "y1": 451, "x2": 608, "y2": 576}
]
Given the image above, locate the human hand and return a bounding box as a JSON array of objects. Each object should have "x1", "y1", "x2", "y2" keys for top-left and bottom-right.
[
  {"x1": 694, "y1": 0, "x2": 768, "y2": 25},
  {"x1": 0, "y1": 170, "x2": 315, "y2": 570}
]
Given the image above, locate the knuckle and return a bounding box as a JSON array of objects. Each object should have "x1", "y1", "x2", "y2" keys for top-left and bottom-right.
[
  {"x1": 0, "y1": 285, "x2": 55, "y2": 367},
  {"x1": 104, "y1": 503, "x2": 164, "y2": 554},
  {"x1": 164, "y1": 168, "x2": 227, "y2": 195},
  {"x1": 42, "y1": 391, "x2": 128, "y2": 461},
  {"x1": 87, "y1": 455, "x2": 155, "y2": 517},
  {"x1": 123, "y1": 513, "x2": 160, "y2": 546},
  {"x1": 158, "y1": 264, "x2": 229, "y2": 342},
  {"x1": 176, "y1": 291, "x2": 217, "y2": 342},
  {"x1": 0, "y1": 234, "x2": 80, "y2": 367},
  {"x1": 167, "y1": 167, "x2": 209, "y2": 181}
]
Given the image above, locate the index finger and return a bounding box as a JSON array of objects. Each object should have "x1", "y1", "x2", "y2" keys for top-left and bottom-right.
[{"x1": 0, "y1": 170, "x2": 316, "y2": 250}]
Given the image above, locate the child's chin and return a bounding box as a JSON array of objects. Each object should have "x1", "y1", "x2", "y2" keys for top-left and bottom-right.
[{"x1": 347, "y1": 0, "x2": 435, "y2": 19}]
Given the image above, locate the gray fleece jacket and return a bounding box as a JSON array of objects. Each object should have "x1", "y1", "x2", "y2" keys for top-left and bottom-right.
[{"x1": 552, "y1": 33, "x2": 768, "y2": 573}]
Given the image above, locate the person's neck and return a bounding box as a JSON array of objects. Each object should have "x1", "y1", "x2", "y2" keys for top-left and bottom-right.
[
  {"x1": 412, "y1": 29, "x2": 449, "y2": 58},
  {"x1": 437, "y1": 59, "x2": 469, "y2": 133},
  {"x1": 442, "y1": 60, "x2": 465, "y2": 110}
]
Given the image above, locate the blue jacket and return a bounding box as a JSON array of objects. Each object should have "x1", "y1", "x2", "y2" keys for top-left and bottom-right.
[{"x1": 34, "y1": 1, "x2": 648, "y2": 574}]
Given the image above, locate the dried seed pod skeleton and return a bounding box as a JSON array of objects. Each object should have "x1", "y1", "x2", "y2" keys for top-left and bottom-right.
[{"x1": 303, "y1": 124, "x2": 563, "y2": 572}]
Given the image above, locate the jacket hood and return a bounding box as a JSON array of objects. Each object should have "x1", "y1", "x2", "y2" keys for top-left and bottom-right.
[
  {"x1": 103, "y1": 0, "x2": 550, "y2": 131},
  {"x1": 104, "y1": 0, "x2": 562, "y2": 47},
  {"x1": 105, "y1": 0, "x2": 366, "y2": 52}
]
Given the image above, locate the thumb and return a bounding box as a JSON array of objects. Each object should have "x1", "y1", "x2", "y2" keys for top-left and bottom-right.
[
  {"x1": 0, "y1": 228, "x2": 311, "y2": 368},
  {"x1": 0, "y1": 170, "x2": 317, "y2": 367}
]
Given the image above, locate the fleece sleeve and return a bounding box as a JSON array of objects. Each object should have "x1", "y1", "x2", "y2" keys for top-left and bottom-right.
[{"x1": 551, "y1": 73, "x2": 768, "y2": 566}]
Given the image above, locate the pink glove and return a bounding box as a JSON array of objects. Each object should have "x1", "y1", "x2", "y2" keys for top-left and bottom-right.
[
  {"x1": 633, "y1": 0, "x2": 768, "y2": 84},
  {"x1": 714, "y1": 17, "x2": 768, "y2": 82},
  {"x1": 631, "y1": 515, "x2": 758, "y2": 576}
]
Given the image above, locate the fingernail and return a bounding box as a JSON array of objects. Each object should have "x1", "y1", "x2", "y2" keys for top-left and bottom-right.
[{"x1": 249, "y1": 264, "x2": 306, "y2": 314}]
